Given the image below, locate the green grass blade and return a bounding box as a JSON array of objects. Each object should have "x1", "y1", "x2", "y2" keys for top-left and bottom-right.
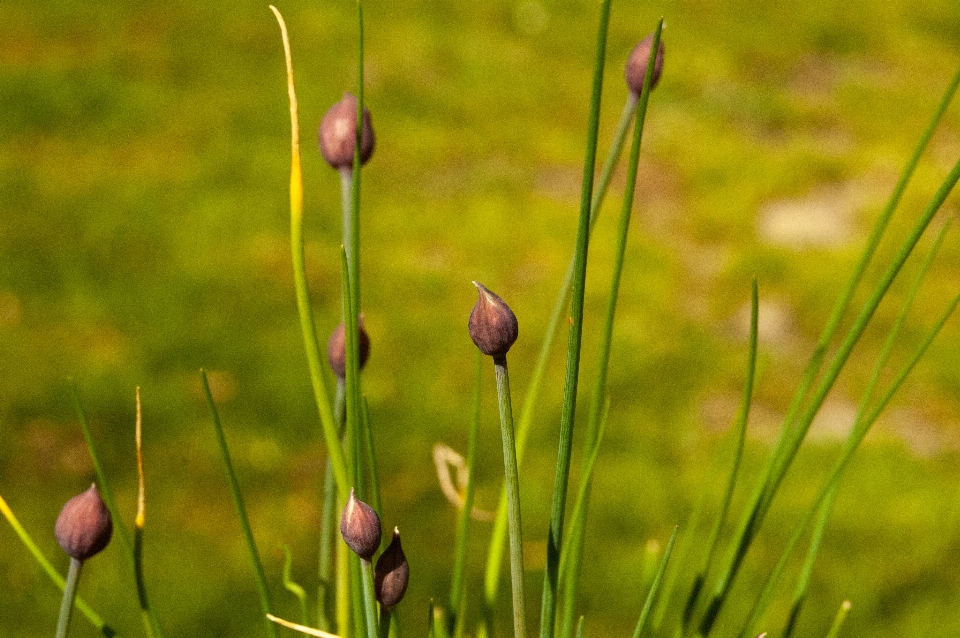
[
  {"x1": 133, "y1": 389, "x2": 164, "y2": 638},
  {"x1": 361, "y1": 397, "x2": 382, "y2": 515},
  {"x1": 201, "y1": 369, "x2": 278, "y2": 638},
  {"x1": 824, "y1": 601, "x2": 852, "y2": 638},
  {"x1": 768, "y1": 220, "x2": 951, "y2": 638},
  {"x1": 318, "y1": 459, "x2": 338, "y2": 632},
  {"x1": 781, "y1": 483, "x2": 839, "y2": 638},
  {"x1": 683, "y1": 280, "x2": 758, "y2": 627},
  {"x1": 74, "y1": 387, "x2": 165, "y2": 637},
  {"x1": 557, "y1": 399, "x2": 610, "y2": 638},
  {"x1": 450, "y1": 352, "x2": 483, "y2": 638},
  {"x1": 738, "y1": 288, "x2": 960, "y2": 637},
  {"x1": 482, "y1": 36, "x2": 648, "y2": 626},
  {"x1": 539, "y1": 2, "x2": 613, "y2": 636},
  {"x1": 283, "y1": 546, "x2": 311, "y2": 627},
  {"x1": 271, "y1": 6, "x2": 349, "y2": 501},
  {"x1": 0, "y1": 494, "x2": 119, "y2": 637},
  {"x1": 631, "y1": 526, "x2": 679, "y2": 638},
  {"x1": 700, "y1": 151, "x2": 960, "y2": 637}
]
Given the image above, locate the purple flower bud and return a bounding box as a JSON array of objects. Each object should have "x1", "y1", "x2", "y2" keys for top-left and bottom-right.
[
  {"x1": 340, "y1": 489, "x2": 381, "y2": 561},
  {"x1": 624, "y1": 32, "x2": 665, "y2": 96},
  {"x1": 55, "y1": 484, "x2": 113, "y2": 561},
  {"x1": 319, "y1": 93, "x2": 375, "y2": 170},
  {"x1": 375, "y1": 527, "x2": 409, "y2": 608},
  {"x1": 469, "y1": 282, "x2": 518, "y2": 358},
  {"x1": 327, "y1": 316, "x2": 371, "y2": 379}
]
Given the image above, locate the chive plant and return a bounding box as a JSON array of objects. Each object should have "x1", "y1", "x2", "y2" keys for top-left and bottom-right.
[{"x1": 4, "y1": 3, "x2": 960, "y2": 638}]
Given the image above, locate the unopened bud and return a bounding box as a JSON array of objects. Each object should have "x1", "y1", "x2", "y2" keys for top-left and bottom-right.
[
  {"x1": 375, "y1": 527, "x2": 409, "y2": 608},
  {"x1": 55, "y1": 484, "x2": 113, "y2": 561},
  {"x1": 468, "y1": 282, "x2": 518, "y2": 358},
  {"x1": 340, "y1": 489, "x2": 381, "y2": 561},
  {"x1": 327, "y1": 316, "x2": 371, "y2": 379},
  {"x1": 319, "y1": 93, "x2": 375, "y2": 170},
  {"x1": 624, "y1": 32, "x2": 665, "y2": 96}
]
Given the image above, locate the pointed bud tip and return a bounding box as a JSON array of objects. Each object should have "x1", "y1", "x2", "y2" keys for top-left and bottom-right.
[
  {"x1": 340, "y1": 489, "x2": 381, "y2": 560},
  {"x1": 468, "y1": 282, "x2": 518, "y2": 358},
  {"x1": 55, "y1": 484, "x2": 113, "y2": 561}
]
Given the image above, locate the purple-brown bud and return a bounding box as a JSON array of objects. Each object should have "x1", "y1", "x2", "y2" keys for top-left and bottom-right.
[
  {"x1": 468, "y1": 282, "x2": 518, "y2": 358},
  {"x1": 340, "y1": 489, "x2": 381, "y2": 561},
  {"x1": 55, "y1": 484, "x2": 113, "y2": 561},
  {"x1": 318, "y1": 93, "x2": 375, "y2": 170},
  {"x1": 374, "y1": 527, "x2": 409, "y2": 608},
  {"x1": 327, "y1": 316, "x2": 371, "y2": 379},
  {"x1": 624, "y1": 32, "x2": 665, "y2": 96}
]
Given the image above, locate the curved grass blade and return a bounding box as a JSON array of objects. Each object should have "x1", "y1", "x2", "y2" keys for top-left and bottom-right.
[
  {"x1": 270, "y1": 4, "x2": 349, "y2": 500},
  {"x1": 283, "y1": 546, "x2": 311, "y2": 627},
  {"x1": 682, "y1": 280, "x2": 758, "y2": 628},
  {"x1": 631, "y1": 526, "x2": 679, "y2": 638},
  {"x1": 450, "y1": 352, "x2": 483, "y2": 638},
  {"x1": 539, "y1": 2, "x2": 614, "y2": 636},
  {"x1": 202, "y1": 369, "x2": 278, "y2": 638}
]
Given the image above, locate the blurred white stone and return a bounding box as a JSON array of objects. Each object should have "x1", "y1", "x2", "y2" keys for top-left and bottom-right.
[{"x1": 758, "y1": 184, "x2": 861, "y2": 248}]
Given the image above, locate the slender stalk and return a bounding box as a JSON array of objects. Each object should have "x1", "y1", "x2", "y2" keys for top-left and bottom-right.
[
  {"x1": 451, "y1": 352, "x2": 483, "y2": 638},
  {"x1": 540, "y1": 3, "x2": 613, "y2": 636},
  {"x1": 318, "y1": 460, "x2": 337, "y2": 631},
  {"x1": 557, "y1": 26, "x2": 663, "y2": 638},
  {"x1": 282, "y1": 546, "x2": 311, "y2": 627},
  {"x1": 0, "y1": 495, "x2": 116, "y2": 636},
  {"x1": 379, "y1": 605, "x2": 393, "y2": 638},
  {"x1": 133, "y1": 389, "x2": 162, "y2": 638},
  {"x1": 202, "y1": 369, "x2": 278, "y2": 638},
  {"x1": 557, "y1": 399, "x2": 609, "y2": 638},
  {"x1": 494, "y1": 354, "x2": 528, "y2": 638},
  {"x1": 71, "y1": 387, "x2": 164, "y2": 638},
  {"x1": 483, "y1": 64, "x2": 642, "y2": 629},
  {"x1": 737, "y1": 290, "x2": 960, "y2": 638},
  {"x1": 824, "y1": 601, "x2": 852, "y2": 638},
  {"x1": 55, "y1": 557, "x2": 83, "y2": 638},
  {"x1": 631, "y1": 527, "x2": 679, "y2": 638},
  {"x1": 699, "y1": 150, "x2": 960, "y2": 637},
  {"x1": 360, "y1": 560, "x2": 380, "y2": 638},
  {"x1": 271, "y1": 5, "x2": 348, "y2": 499},
  {"x1": 683, "y1": 281, "x2": 758, "y2": 628}
]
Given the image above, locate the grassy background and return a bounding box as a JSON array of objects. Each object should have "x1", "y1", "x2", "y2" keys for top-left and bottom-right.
[{"x1": 1, "y1": 0, "x2": 959, "y2": 636}]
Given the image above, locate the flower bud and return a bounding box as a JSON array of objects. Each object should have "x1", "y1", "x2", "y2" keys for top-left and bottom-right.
[
  {"x1": 340, "y1": 489, "x2": 381, "y2": 561},
  {"x1": 624, "y1": 32, "x2": 665, "y2": 96},
  {"x1": 468, "y1": 282, "x2": 518, "y2": 358},
  {"x1": 327, "y1": 315, "x2": 372, "y2": 379},
  {"x1": 319, "y1": 93, "x2": 375, "y2": 170},
  {"x1": 375, "y1": 527, "x2": 409, "y2": 608},
  {"x1": 55, "y1": 484, "x2": 113, "y2": 561}
]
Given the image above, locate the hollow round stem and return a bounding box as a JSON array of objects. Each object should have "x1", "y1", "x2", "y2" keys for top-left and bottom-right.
[
  {"x1": 55, "y1": 557, "x2": 83, "y2": 638},
  {"x1": 360, "y1": 559, "x2": 380, "y2": 638},
  {"x1": 494, "y1": 354, "x2": 527, "y2": 638},
  {"x1": 378, "y1": 605, "x2": 392, "y2": 638}
]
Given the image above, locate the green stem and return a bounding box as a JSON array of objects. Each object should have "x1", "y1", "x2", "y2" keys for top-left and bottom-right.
[
  {"x1": 55, "y1": 557, "x2": 83, "y2": 638},
  {"x1": 451, "y1": 352, "x2": 483, "y2": 636},
  {"x1": 495, "y1": 355, "x2": 528, "y2": 638},
  {"x1": 540, "y1": 3, "x2": 613, "y2": 637},
  {"x1": 699, "y1": 144, "x2": 960, "y2": 638},
  {"x1": 483, "y1": 82, "x2": 640, "y2": 632},
  {"x1": 824, "y1": 601, "x2": 851, "y2": 638},
  {"x1": 379, "y1": 605, "x2": 393, "y2": 638},
  {"x1": 361, "y1": 560, "x2": 380, "y2": 638},
  {"x1": 631, "y1": 527, "x2": 679, "y2": 638},
  {"x1": 202, "y1": 370, "x2": 278, "y2": 638}
]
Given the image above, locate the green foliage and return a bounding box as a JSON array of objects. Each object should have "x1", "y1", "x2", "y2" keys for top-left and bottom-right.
[{"x1": 1, "y1": 1, "x2": 959, "y2": 637}]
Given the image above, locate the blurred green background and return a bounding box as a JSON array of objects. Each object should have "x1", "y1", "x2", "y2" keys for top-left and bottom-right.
[{"x1": 2, "y1": 0, "x2": 960, "y2": 636}]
